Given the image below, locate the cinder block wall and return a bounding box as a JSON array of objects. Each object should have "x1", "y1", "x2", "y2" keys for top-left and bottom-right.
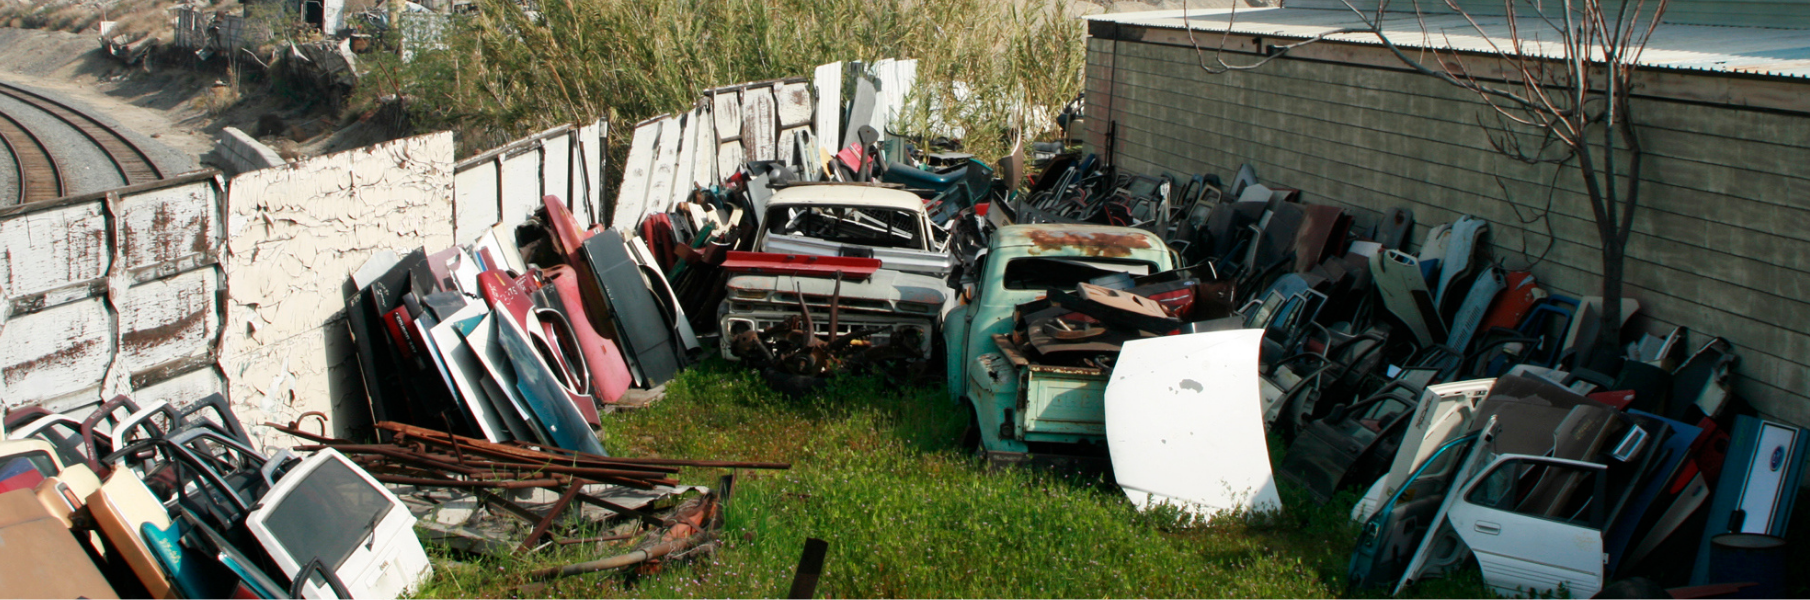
[{"x1": 1084, "y1": 35, "x2": 1810, "y2": 427}]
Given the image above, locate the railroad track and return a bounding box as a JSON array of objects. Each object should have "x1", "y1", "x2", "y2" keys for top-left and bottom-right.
[
  {"x1": 0, "y1": 80, "x2": 162, "y2": 195},
  {"x1": 0, "y1": 109, "x2": 62, "y2": 204}
]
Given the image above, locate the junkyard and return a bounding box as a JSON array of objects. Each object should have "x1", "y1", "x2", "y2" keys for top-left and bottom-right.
[{"x1": 0, "y1": 0, "x2": 1807, "y2": 597}]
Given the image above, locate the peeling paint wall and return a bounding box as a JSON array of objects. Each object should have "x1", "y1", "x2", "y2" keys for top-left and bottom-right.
[
  {"x1": 7, "y1": 120, "x2": 609, "y2": 451},
  {"x1": 220, "y1": 132, "x2": 455, "y2": 449},
  {"x1": 0, "y1": 173, "x2": 228, "y2": 412}
]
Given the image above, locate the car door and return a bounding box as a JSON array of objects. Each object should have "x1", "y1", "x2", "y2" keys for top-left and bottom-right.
[{"x1": 1446, "y1": 455, "x2": 1606, "y2": 598}]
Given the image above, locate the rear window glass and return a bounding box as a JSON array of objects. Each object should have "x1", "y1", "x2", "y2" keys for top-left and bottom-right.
[
  {"x1": 262, "y1": 458, "x2": 392, "y2": 570},
  {"x1": 1002, "y1": 257, "x2": 1155, "y2": 290},
  {"x1": 767, "y1": 205, "x2": 925, "y2": 250}
]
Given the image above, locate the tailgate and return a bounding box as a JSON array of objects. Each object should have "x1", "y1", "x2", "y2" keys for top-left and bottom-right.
[{"x1": 1021, "y1": 365, "x2": 1109, "y2": 439}]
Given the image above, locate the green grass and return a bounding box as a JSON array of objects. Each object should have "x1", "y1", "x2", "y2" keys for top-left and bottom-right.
[{"x1": 410, "y1": 359, "x2": 1498, "y2": 598}]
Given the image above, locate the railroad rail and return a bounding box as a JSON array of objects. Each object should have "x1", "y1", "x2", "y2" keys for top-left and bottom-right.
[
  {"x1": 0, "y1": 80, "x2": 162, "y2": 193},
  {"x1": 0, "y1": 108, "x2": 62, "y2": 204}
]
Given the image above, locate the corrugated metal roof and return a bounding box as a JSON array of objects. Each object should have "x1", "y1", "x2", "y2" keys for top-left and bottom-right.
[{"x1": 1085, "y1": 7, "x2": 1810, "y2": 79}]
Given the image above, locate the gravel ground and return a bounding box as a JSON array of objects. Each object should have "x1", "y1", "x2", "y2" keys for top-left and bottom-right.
[
  {"x1": 0, "y1": 80, "x2": 198, "y2": 180},
  {"x1": 0, "y1": 133, "x2": 15, "y2": 204},
  {"x1": 0, "y1": 90, "x2": 125, "y2": 198}
]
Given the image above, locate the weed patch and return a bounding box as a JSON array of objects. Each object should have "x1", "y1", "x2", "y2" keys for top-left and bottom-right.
[{"x1": 411, "y1": 359, "x2": 1496, "y2": 598}]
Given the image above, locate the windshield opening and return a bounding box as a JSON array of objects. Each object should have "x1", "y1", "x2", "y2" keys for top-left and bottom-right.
[
  {"x1": 1002, "y1": 257, "x2": 1155, "y2": 291},
  {"x1": 766, "y1": 205, "x2": 925, "y2": 250}
]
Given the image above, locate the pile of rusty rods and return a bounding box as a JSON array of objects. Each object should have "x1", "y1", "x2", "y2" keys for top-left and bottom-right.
[{"x1": 266, "y1": 420, "x2": 789, "y2": 491}]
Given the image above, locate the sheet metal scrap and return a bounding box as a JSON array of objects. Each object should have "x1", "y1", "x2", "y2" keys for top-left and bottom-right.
[{"x1": 267, "y1": 419, "x2": 784, "y2": 555}]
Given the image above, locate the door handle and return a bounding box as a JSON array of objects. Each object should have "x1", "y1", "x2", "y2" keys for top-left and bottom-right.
[{"x1": 1474, "y1": 521, "x2": 1501, "y2": 535}]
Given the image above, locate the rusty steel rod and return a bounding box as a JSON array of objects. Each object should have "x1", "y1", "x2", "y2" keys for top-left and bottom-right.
[{"x1": 518, "y1": 481, "x2": 587, "y2": 553}]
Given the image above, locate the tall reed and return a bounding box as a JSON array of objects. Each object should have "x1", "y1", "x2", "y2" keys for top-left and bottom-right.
[{"x1": 397, "y1": 0, "x2": 1085, "y2": 168}]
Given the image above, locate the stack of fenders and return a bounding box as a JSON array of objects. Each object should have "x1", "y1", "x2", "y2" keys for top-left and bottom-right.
[
  {"x1": 0, "y1": 394, "x2": 434, "y2": 599},
  {"x1": 994, "y1": 156, "x2": 1801, "y2": 598},
  {"x1": 347, "y1": 195, "x2": 701, "y2": 454}
]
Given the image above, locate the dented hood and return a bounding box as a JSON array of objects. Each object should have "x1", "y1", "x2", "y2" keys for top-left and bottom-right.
[{"x1": 1105, "y1": 329, "x2": 1281, "y2": 517}]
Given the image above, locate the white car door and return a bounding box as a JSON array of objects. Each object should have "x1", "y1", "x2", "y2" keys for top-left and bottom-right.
[
  {"x1": 1446, "y1": 455, "x2": 1606, "y2": 598},
  {"x1": 247, "y1": 449, "x2": 432, "y2": 599}
]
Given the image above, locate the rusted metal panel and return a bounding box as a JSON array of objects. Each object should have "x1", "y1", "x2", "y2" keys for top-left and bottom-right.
[
  {"x1": 500, "y1": 148, "x2": 541, "y2": 228},
  {"x1": 129, "y1": 365, "x2": 226, "y2": 412},
  {"x1": 0, "y1": 298, "x2": 111, "y2": 407},
  {"x1": 645, "y1": 117, "x2": 682, "y2": 215},
  {"x1": 1021, "y1": 228, "x2": 1156, "y2": 258},
  {"x1": 454, "y1": 159, "x2": 500, "y2": 244},
  {"x1": 688, "y1": 107, "x2": 717, "y2": 196},
  {"x1": 116, "y1": 178, "x2": 221, "y2": 282},
  {"x1": 778, "y1": 127, "x2": 811, "y2": 171},
  {"x1": 573, "y1": 120, "x2": 604, "y2": 227},
  {"x1": 712, "y1": 90, "x2": 742, "y2": 141},
  {"x1": 741, "y1": 86, "x2": 778, "y2": 162},
  {"x1": 670, "y1": 109, "x2": 702, "y2": 209},
  {"x1": 542, "y1": 133, "x2": 571, "y2": 217},
  {"x1": 777, "y1": 81, "x2": 814, "y2": 128},
  {"x1": 0, "y1": 200, "x2": 108, "y2": 306},
  {"x1": 717, "y1": 142, "x2": 746, "y2": 181},
  {"x1": 613, "y1": 116, "x2": 663, "y2": 231},
  {"x1": 117, "y1": 269, "x2": 219, "y2": 376}
]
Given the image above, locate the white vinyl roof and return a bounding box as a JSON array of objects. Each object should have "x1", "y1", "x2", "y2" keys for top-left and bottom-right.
[{"x1": 1087, "y1": 8, "x2": 1810, "y2": 79}]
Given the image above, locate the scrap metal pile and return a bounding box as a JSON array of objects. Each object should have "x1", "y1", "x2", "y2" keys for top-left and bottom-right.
[
  {"x1": 611, "y1": 59, "x2": 1012, "y2": 389},
  {"x1": 0, "y1": 394, "x2": 434, "y2": 598},
  {"x1": 969, "y1": 155, "x2": 1799, "y2": 598}
]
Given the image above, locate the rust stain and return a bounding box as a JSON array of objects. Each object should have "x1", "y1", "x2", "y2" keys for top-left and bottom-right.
[
  {"x1": 121, "y1": 202, "x2": 208, "y2": 265},
  {"x1": 1023, "y1": 230, "x2": 1152, "y2": 258},
  {"x1": 121, "y1": 308, "x2": 207, "y2": 352},
  {"x1": 4, "y1": 339, "x2": 101, "y2": 386}
]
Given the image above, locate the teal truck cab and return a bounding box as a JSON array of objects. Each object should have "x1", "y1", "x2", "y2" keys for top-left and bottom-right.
[{"x1": 942, "y1": 224, "x2": 1177, "y2": 462}]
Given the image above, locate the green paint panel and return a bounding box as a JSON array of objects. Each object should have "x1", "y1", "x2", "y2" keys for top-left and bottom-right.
[{"x1": 1021, "y1": 369, "x2": 1110, "y2": 437}]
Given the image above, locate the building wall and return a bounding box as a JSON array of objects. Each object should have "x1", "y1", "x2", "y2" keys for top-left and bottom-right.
[
  {"x1": 1283, "y1": 0, "x2": 1810, "y2": 29},
  {"x1": 1084, "y1": 35, "x2": 1810, "y2": 426}
]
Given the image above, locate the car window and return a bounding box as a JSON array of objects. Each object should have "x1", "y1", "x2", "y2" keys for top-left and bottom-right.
[
  {"x1": 1466, "y1": 458, "x2": 1604, "y2": 528},
  {"x1": 261, "y1": 458, "x2": 393, "y2": 570},
  {"x1": 767, "y1": 205, "x2": 925, "y2": 250},
  {"x1": 1001, "y1": 257, "x2": 1155, "y2": 291}
]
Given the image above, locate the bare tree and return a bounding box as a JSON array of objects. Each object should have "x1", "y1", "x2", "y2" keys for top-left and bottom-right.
[{"x1": 1183, "y1": 0, "x2": 1667, "y2": 355}]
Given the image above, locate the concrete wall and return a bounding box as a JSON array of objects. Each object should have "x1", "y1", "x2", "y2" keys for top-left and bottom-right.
[
  {"x1": 220, "y1": 132, "x2": 456, "y2": 448},
  {"x1": 216, "y1": 127, "x2": 287, "y2": 174},
  {"x1": 1084, "y1": 35, "x2": 1810, "y2": 426},
  {"x1": 0, "y1": 173, "x2": 228, "y2": 412}
]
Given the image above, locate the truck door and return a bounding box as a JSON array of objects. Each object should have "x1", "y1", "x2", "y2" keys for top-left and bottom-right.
[{"x1": 1447, "y1": 455, "x2": 1606, "y2": 598}]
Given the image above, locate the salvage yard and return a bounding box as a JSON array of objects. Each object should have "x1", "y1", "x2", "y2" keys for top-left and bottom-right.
[{"x1": 412, "y1": 361, "x2": 1494, "y2": 599}]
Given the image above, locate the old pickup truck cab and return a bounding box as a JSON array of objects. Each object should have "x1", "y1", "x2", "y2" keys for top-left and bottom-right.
[
  {"x1": 756, "y1": 184, "x2": 954, "y2": 278},
  {"x1": 943, "y1": 224, "x2": 1177, "y2": 461}
]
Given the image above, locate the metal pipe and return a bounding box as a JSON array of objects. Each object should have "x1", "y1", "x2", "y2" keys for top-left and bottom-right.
[{"x1": 526, "y1": 533, "x2": 712, "y2": 581}]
